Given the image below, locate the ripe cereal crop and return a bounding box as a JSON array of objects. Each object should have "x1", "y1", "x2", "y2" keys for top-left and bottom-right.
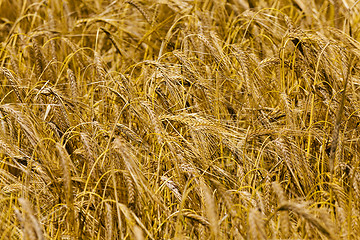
[{"x1": 0, "y1": 0, "x2": 360, "y2": 239}]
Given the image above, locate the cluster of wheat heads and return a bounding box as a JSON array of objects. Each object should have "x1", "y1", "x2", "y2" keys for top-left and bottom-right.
[{"x1": 1, "y1": 0, "x2": 360, "y2": 239}]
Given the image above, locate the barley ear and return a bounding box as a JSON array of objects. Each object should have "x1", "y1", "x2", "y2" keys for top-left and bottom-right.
[{"x1": 18, "y1": 198, "x2": 45, "y2": 240}]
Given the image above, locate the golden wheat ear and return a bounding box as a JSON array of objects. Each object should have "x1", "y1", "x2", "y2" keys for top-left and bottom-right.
[
  {"x1": 1, "y1": 68, "x2": 23, "y2": 103},
  {"x1": 17, "y1": 198, "x2": 45, "y2": 240}
]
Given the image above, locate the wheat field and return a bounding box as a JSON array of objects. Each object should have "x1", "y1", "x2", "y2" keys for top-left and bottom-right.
[{"x1": 0, "y1": 0, "x2": 360, "y2": 239}]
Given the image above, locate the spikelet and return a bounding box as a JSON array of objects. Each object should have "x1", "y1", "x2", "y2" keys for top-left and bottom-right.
[
  {"x1": 140, "y1": 101, "x2": 165, "y2": 146},
  {"x1": 161, "y1": 175, "x2": 182, "y2": 202},
  {"x1": 259, "y1": 57, "x2": 280, "y2": 70},
  {"x1": 105, "y1": 203, "x2": 113, "y2": 239},
  {"x1": 123, "y1": 170, "x2": 136, "y2": 208},
  {"x1": 160, "y1": 113, "x2": 219, "y2": 131},
  {"x1": 62, "y1": 0, "x2": 72, "y2": 30},
  {"x1": 133, "y1": 225, "x2": 144, "y2": 240},
  {"x1": 182, "y1": 210, "x2": 210, "y2": 226},
  {"x1": 197, "y1": 33, "x2": 230, "y2": 73},
  {"x1": 336, "y1": 204, "x2": 348, "y2": 237},
  {"x1": 332, "y1": 180, "x2": 348, "y2": 209},
  {"x1": 63, "y1": 38, "x2": 90, "y2": 70},
  {"x1": 126, "y1": 0, "x2": 152, "y2": 25},
  {"x1": 47, "y1": 121, "x2": 61, "y2": 140},
  {"x1": 198, "y1": 223, "x2": 208, "y2": 240},
  {"x1": 116, "y1": 123, "x2": 143, "y2": 144},
  {"x1": 47, "y1": 8, "x2": 58, "y2": 67},
  {"x1": 0, "y1": 105, "x2": 38, "y2": 147},
  {"x1": 56, "y1": 143, "x2": 75, "y2": 227},
  {"x1": 79, "y1": 132, "x2": 96, "y2": 172},
  {"x1": 272, "y1": 182, "x2": 290, "y2": 238},
  {"x1": 173, "y1": 50, "x2": 199, "y2": 79},
  {"x1": 40, "y1": 87, "x2": 71, "y2": 134},
  {"x1": 0, "y1": 134, "x2": 19, "y2": 159},
  {"x1": 200, "y1": 181, "x2": 219, "y2": 238},
  {"x1": 272, "y1": 181, "x2": 287, "y2": 204},
  {"x1": 284, "y1": 15, "x2": 295, "y2": 33},
  {"x1": 248, "y1": 208, "x2": 266, "y2": 240},
  {"x1": 353, "y1": 168, "x2": 360, "y2": 200},
  {"x1": 335, "y1": 134, "x2": 345, "y2": 174},
  {"x1": 329, "y1": 55, "x2": 354, "y2": 174},
  {"x1": 1, "y1": 67, "x2": 23, "y2": 103},
  {"x1": 317, "y1": 208, "x2": 337, "y2": 238},
  {"x1": 94, "y1": 51, "x2": 106, "y2": 83},
  {"x1": 263, "y1": 172, "x2": 271, "y2": 214},
  {"x1": 280, "y1": 92, "x2": 294, "y2": 125},
  {"x1": 17, "y1": 198, "x2": 45, "y2": 240},
  {"x1": 32, "y1": 38, "x2": 45, "y2": 80},
  {"x1": 100, "y1": 27, "x2": 124, "y2": 57},
  {"x1": 210, "y1": 31, "x2": 232, "y2": 71},
  {"x1": 9, "y1": 48, "x2": 21, "y2": 79},
  {"x1": 211, "y1": 180, "x2": 237, "y2": 218},
  {"x1": 67, "y1": 68, "x2": 78, "y2": 100},
  {"x1": 276, "y1": 202, "x2": 335, "y2": 239}
]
